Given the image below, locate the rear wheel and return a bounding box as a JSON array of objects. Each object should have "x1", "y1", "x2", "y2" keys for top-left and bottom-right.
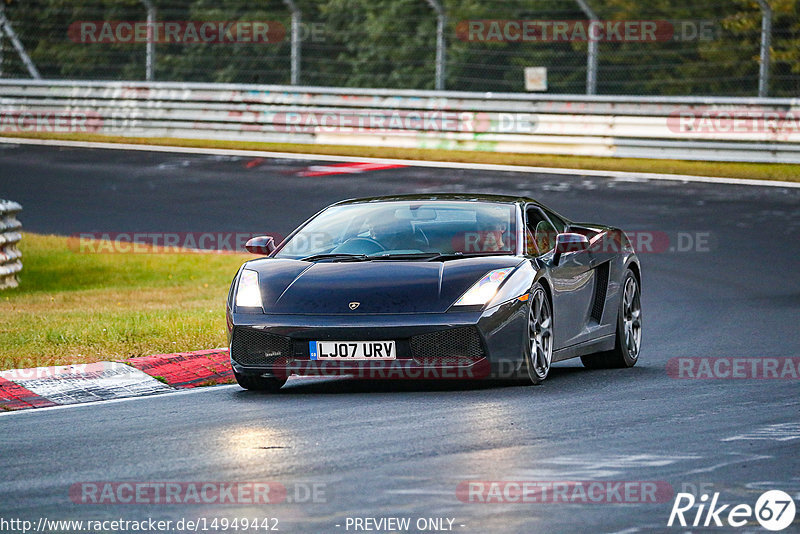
[
  {"x1": 524, "y1": 284, "x2": 553, "y2": 385},
  {"x1": 233, "y1": 371, "x2": 286, "y2": 392},
  {"x1": 581, "y1": 269, "x2": 641, "y2": 369}
]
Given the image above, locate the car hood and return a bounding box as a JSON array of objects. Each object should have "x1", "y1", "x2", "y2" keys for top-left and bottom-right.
[{"x1": 248, "y1": 256, "x2": 525, "y2": 314}]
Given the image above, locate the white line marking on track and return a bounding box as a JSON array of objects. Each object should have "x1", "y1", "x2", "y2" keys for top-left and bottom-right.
[
  {"x1": 0, "y1": 375, "x2": 344, "y2": 417},
  {"x1": 1, "y1": 136, "x2": 798, "y2": 189},
  {"x1": 0, "y1": 384, "x2": 240, "y2": 418},
  {"x1": 683, "y1": 453, "x2": 772, "y2": 475},
  {"x1": 722, "y1": 422, "x2": 800, "y2": 442}
]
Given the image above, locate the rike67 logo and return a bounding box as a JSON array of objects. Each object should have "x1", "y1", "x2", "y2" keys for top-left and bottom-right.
[{"x1": 668, "y1": 490, "x2": 796, "y2": 531}]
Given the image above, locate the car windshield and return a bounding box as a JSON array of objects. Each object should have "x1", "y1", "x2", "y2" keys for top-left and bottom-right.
[{"x1": 274, "y1": 201, "x2": 518, "y2": 260}]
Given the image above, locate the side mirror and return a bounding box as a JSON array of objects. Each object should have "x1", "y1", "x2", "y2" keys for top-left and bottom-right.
[
  {"x1": 245, "y1": 236, "x2": 276, "y2": 255},
  {"x1": 553, "y1": 232, "x2": 589, "y2": 265}
]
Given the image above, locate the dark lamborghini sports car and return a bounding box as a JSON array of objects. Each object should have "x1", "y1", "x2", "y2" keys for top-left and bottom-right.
[{"x1": 227, "y1": 194, "x2": 642, "y2": 391}]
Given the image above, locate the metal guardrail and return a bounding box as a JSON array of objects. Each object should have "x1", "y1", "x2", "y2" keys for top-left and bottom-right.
[
  {"x1": 0, "y1": 199, "x2": 22, "y2": 290},
  {"x1": 1, "y1": 80, "x2": 799, "y2": 163}
]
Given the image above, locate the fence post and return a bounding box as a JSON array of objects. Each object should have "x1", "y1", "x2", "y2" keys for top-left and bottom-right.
[
  {"x1": 0, "y1": 5, "x2": 41, "y2": 79},
  {"x1": 141, "y1": 0, "x2": 156, "y2": 81},
  {"x1": 756, "y1": 0, "x2": 772, "y2": 97},
  {"x1": 574, "y1": 0, "x2": 598, "y2": 95},
  {"x1": 283, "y1": 0, "x2": 302, "y2": 85},
  {"x1": 425, "y1": 0, "x2": 446, "y2": 90}
]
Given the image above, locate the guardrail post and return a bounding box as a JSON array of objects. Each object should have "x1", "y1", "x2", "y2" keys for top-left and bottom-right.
[
  {"x1": 141, "y1": 0, "x2": 156, "y2": 81},
  {"x1": 756, "y1": 0, "x2": 772, "y2": 97},
  {"x1": 574, "y1": 0, "x2": 598, "y2": 95},
  {"x1": 0, "y1": 5, "x2": 41, "y2": 79},
  {"x1": 283, "y1": 0, "x2": 302, "y2": 85},
  {"x1": 0, "y1": 199, "x2": 23, "y2": 290},
  {"x1": 425, "y1": 0, "x2": 446, "y2": 90}
]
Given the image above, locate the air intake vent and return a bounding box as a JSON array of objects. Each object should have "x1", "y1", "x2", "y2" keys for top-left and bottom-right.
[
  {"x1": 410, "y1": 326, "x2": 485, "y2": 366},
  {"x1": 230, "y1": 328, "x2": 293, "y2": 366},
  {"x1": 591, "y1": 262, "x2": 610, "y2": 323}
]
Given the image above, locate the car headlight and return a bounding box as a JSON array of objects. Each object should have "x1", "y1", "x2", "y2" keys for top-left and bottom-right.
[
  {"x1": 235, "y1": 269, "x2": 262, "y2": 308},
  {"x1": 454, "y1": 267, "x2": 515, "y2": 306}
]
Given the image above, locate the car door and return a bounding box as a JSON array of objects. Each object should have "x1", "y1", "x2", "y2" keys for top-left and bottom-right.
[{"x1": 525, "y1": 205, "x2": 595, "y2": 350}]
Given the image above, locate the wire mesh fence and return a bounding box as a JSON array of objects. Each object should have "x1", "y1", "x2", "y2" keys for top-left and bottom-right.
[{"x1": 0, "y1": 0, "x2": 797, "y2": 96}]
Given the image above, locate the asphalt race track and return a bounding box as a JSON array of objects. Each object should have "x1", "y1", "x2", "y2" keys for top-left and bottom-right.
[{"x1": 1, "y1": 143, "x2": 799, "y2": 533}]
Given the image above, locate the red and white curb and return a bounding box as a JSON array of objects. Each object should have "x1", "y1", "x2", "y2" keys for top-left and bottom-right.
[
  {"x1": 296, "y1": 161, "x2": 407, "y2": 177},
  {"x1": 0, "y1": 349, "x2": 232, "y2": 412}
]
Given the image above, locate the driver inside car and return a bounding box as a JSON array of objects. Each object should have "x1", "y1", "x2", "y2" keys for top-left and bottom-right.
[
  {"x1": 367, "y1": 214, "x2": 419, "y2": 252},
  {"x1": 475, "y1": 209, "x2": 510, "y2": 252}
]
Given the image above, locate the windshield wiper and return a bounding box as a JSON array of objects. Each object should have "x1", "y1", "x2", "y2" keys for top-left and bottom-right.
[
  {"x1": 302, "y1": 251, "x2": 504, "y2": 262},
  {"x1": 424, "y1": 251, "x2": 514, "y2": 260},
  {"x1": 368, "y1": 252, "x2": 466, "y2": 261},
  {"x1": 300, "y1": 253, "x2": 369, "y2": 262}
]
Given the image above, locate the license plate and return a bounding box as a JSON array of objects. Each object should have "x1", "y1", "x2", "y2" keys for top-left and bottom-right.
[{"x1": 310, "y1": 341, "x2": 396, "y2": 360}]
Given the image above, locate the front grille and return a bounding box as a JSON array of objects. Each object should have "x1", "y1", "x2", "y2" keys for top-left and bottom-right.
[
  {"x1": 412, "y1": 355, "x2": 483, "y2": 367},
  {"x1": 230, "y1": 328, "x2": 293, "y2": 366},
  {"x1": 410, "y1": 326, "x2": 485, "y2": 366},
  {"x1": 591, "y1": 262, "x2": 610, "y2": 323}
]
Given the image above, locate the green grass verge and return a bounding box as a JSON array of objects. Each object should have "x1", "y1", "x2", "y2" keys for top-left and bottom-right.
[
  {"x1": 1, "y1": 132, "x2": 798, "y2": 183},
  {"x1": 0, "y1": 233, "x2": 249, "y2": 371}
]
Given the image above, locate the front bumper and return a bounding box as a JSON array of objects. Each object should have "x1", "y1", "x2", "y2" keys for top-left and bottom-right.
[{"x1": 229, "y1": 299, "x2": 528, "y2": 380}]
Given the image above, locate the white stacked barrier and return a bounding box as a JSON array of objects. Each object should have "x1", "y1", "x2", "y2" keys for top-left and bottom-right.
[{"x1": 0, "y1": 199, "x2": 22, "y2": 290}]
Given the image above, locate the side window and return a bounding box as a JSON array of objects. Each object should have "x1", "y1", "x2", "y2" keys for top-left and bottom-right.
[
  {"x1": 543, "y1": 208, "x2": 568, "y2": 233},
  {"x1": 525, "y1": 207, "x2": 557, "y2": 256}
]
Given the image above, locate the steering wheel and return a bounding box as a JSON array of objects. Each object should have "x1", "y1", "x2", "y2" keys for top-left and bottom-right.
[{"x1": 332, "y1": 237, "x2": 386, "y2": 255}]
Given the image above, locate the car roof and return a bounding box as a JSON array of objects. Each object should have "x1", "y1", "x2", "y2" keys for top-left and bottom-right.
[{"x1": 333, "y1": 193, "x2": 540, "y2": 206}]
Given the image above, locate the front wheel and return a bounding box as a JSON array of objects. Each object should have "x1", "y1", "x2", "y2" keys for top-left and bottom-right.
[
  {"x1": 234, "y1": 371, "x2": 287, "y2": 392},
  {"x1": 581, "y1": 269, "x2": 641, "y2": 369},
  {"x1": 524, "y1": 284, "x2": 554, "y2": 385}
]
